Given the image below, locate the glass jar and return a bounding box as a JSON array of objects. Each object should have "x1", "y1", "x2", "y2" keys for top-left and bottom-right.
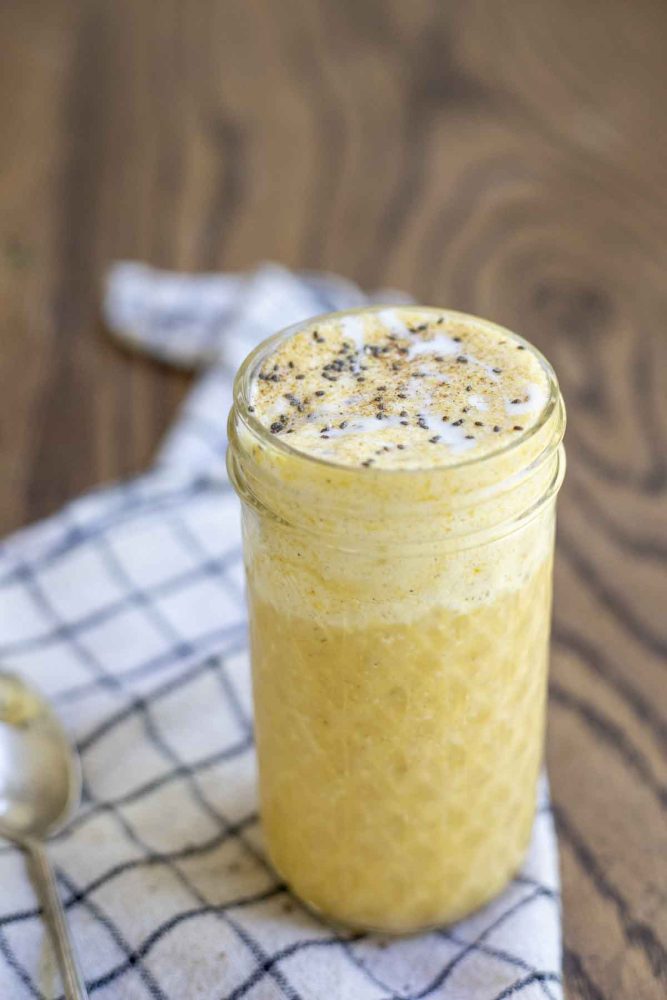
[{"x1": 227, "y1": 308, "x2": 566, "y2": 934}]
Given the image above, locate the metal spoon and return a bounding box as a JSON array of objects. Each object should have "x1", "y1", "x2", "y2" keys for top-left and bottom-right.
[{"x1": 0, "y1": 671, "x2": 89, "y2": 999}]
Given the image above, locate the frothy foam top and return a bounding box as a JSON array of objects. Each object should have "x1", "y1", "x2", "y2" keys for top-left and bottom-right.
[{"x1": 249, "y1": 308, "x2": 550, "y2": 470}]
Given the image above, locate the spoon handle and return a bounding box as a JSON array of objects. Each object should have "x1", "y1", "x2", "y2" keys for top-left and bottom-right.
[{"x1": 26, "y1": 840, "x2": 89, "y2": 1000}]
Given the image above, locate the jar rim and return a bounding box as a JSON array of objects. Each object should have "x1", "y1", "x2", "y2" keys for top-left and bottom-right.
[
  {"x1": 233, "y1": 303, "x2": 565, "y2": 479},
  {"x1": 231, "y1": 305, "x2": 564, "y2": 478},
  {"x1": 227, "y1": 305, "x2": 565, "y2": 548}
]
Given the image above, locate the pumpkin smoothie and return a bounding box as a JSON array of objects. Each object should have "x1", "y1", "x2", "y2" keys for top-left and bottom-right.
[{"x1": 228, "y1": 307, "x2": 565, "y2": 932}]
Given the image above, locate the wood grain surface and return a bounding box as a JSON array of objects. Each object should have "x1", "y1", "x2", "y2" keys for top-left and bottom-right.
[{"x1": 0, "y1": 2, "x2": 665, "y2": 997}]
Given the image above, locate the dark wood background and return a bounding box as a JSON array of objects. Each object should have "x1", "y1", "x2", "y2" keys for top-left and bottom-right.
[{"x1": 1, "y1": 2, "x2": 665, "y2": 997}]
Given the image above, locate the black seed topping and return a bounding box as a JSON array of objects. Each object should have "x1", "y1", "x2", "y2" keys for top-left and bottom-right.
[{"x1": 253, "y1": 313, "x2": 538, "y2": 462}]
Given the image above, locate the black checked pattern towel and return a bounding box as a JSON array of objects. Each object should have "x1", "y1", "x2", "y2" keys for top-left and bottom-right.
[{"x1": 0, "y1": 263, "x2": 563, "y2": 1000}]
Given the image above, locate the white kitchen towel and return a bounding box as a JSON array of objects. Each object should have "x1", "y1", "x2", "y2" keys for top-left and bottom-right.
[{"x1": 0, "y1": 263, "x2": 562, "y2": 1000}]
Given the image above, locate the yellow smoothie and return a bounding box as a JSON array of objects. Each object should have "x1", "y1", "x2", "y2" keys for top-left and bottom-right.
[{"x1": 228, "y1": 307, "x2": 565, "y2": 932}]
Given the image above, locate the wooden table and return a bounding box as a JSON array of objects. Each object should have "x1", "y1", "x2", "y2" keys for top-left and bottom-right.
[{"x1": 1, "y1": 3, "x2": 665, "y2": 997}]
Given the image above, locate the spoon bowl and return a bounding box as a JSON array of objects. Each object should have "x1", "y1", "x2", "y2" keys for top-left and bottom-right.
[
  {"x1": 0, "y1": 672, "x2": 81, "y2": 841},
  {"x1": 0, "y1": 670, "x2": 88, "y2": 999}
]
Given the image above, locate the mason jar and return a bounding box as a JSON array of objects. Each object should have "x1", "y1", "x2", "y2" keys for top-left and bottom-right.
[{"x1": 227, "y1": 307, "x2": 566, "y2": 934}]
